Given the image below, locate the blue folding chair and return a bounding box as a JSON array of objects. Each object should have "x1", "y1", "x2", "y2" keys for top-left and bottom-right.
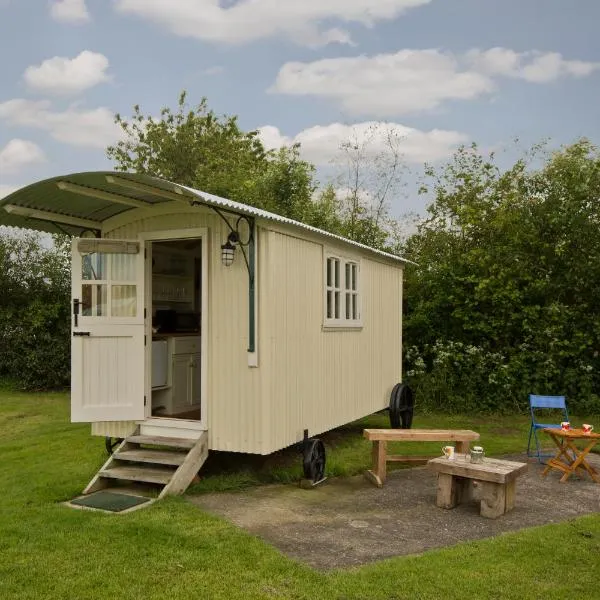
[{"x1": 527, "y1": 394, "x2": 569, "y2": 463}]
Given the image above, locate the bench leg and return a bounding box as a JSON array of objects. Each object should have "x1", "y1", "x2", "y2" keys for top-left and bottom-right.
[
  {"x1": 504, "y1": 480, "x2": 516, "y2": 512},
  {"x1": 480, "y1": 481, "x2": 508, "y2": 518},
  {"x1": 436, "y1": 473, "x2": 461, "y2": 509},
  {"x1": 365, "y1": 440, "x2": 387, "y2": 487},
  {"x1": 455, "y1": 440, "x2": 470, "y2": 456}
]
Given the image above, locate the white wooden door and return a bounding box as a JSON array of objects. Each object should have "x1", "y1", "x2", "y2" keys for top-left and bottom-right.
[{"x1": 71, "y1": 238, "x2": 145, "y2": 422}]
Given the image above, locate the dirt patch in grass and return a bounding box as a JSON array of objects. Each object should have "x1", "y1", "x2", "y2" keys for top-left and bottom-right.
[{"x1": 190, "y1": 453, "x2": 600, "y2": 570}]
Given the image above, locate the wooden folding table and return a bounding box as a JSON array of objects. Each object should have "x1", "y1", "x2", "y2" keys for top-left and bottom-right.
[{"x1": 542, "y1": 428, "x2": 600, "y2": 483}]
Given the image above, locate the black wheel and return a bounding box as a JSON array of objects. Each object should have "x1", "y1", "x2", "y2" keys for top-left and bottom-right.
[
  {"x1": 389, "y1": 383, "x2": 415, "y2": 429},
  {"x1": 105, "y1": 436, "x2": 123, "y2": 455},
  {"x1": 302, "y1": 438, "x2": 326, "y2": 483}
]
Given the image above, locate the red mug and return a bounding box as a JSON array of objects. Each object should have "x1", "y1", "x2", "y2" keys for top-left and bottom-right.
[
  {"x1": 560, "y1": 422, "x2": 570, "y2": 431},
  {"x1": 582, "y1": 424, "x2": 594, "y2": 434}
]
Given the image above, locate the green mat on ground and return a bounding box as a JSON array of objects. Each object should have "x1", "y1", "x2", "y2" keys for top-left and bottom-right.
[{"x1": 70, "y1": 491, "x2": 152, "y2": 512}]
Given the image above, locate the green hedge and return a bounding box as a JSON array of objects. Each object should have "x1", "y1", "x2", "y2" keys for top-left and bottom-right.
[
  {"x1": 404, "y1": 342, "x2": 600, "y2": 415},
  {"x1": 0, "y1": 232, "x2": 70, "y2": 390}
]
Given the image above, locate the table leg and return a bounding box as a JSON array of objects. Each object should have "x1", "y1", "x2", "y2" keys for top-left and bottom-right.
[
  {"x1": 542, "y1": 434, "x2": 574, "y2": 479},
  {"x1": 505, "y1": 480, "x2": 516, "y2": 512},
  {"x1": 480, "y1": 481, "x2": 507, "y2": 519},
  {"x1": 564, "y1": 440, "x2": 600, "y2": 484},
  {"x1": 436, "y1": 473, "x2": 460, "y2": 509}
]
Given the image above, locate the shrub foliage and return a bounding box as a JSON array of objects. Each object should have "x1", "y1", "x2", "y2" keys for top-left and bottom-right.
[
  {"x1": 0, "y1": 232, "x2": 70, "y2": 390},
  {"x1": 402, "y1": 140, "x2": 600, "y2": 414}
]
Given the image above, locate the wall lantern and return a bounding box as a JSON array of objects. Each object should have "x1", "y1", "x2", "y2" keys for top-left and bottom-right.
[{"x1": 221, "y1": 231, "x2": 240, "y2": 267}]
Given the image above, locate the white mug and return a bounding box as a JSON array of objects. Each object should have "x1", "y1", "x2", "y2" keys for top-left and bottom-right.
[
  {"x1": 582, "y1": 424, "x2": 594, "y2": 434},
  {"x1": 442, "y1": 445, "x2": 455, "y2": 460}
]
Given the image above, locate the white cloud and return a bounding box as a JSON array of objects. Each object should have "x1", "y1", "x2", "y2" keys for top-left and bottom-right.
[
  {"x1": 466, "y1": 48, "x2": 600, "y2": 83},
  {"x1": 114, "y1": 0, "x2": 431, "y2": 46},
  {"x1": 0, "y1": 139, "x2": 46, "y2": 175},
  {"x1": 50, "y1": 0, "x2": 90, "y2": 24},
  {"x1": 271, "y1": 48, "x2": 600, "y2": 116},
  {"x1": 257, "y1": 121, "x2": 468, "y2": 165},
  {"x1": 23, "y1": 51, "x2": 110, "y2": 96},
  {"x1": 271, "y1": 50, "x2": 493, "y2": 116},
  {"x1": 0, "y1": 99, "x2": 122, "y2": 149}
]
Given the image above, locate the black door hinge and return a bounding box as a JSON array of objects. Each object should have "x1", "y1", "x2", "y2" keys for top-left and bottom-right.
[
  {"x1": 144, "y1": 396, "x2": 147, "y2": 406},
  {"x1": 144, "y1": 308, "x2": 147, "y2": 319}
]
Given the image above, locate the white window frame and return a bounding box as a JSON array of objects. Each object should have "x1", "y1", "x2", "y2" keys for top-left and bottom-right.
[{"x1": 323, "y1": 250, "x2": 362, "y2": 329}]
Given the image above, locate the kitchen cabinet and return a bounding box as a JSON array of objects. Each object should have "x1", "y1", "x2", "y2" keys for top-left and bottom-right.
[
  {"x1": 171, "y1": 353, "x2": 202, "y2": 410},
  {"x1": 151, "y1": 340, "x2": 169, "y2": 388},
  {"x1": 151, "y1": 336, "x2": 201, "y2": 417}
]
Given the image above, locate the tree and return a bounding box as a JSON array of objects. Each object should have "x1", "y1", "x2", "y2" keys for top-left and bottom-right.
[
  {"x1": 332, "y1": 123, "x2": 409, "y2": 249},
  {"x1": 0, "y1": 231, "x2": 71, "y2": 389},
  {"x1": 107, "y1": 92, "x2": 341, "y2": 232},
  {"x1": 402, "y1": 139, "x2": 600, "y2": 414}
]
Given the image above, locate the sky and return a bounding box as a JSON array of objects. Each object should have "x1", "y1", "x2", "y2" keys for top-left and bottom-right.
[{"x1": 0, "y1": 0, "x2": 599, "y2": 217}]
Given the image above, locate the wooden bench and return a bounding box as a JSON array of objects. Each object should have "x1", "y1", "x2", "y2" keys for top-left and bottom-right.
[
  {"x1": 363, "y1": 429, "x2": 480, "y2": 487},
  {"x1": 427, "y1": 455, "x2": 528, "y2": 519}
]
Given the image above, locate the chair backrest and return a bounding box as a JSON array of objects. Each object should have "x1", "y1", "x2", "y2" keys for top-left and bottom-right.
[
  {"x1": 529, "y1": 394, "x2": 568, "y2": 423},
  {"x1": 529, "y1": 394, "x2": 566, "y2": 410}
]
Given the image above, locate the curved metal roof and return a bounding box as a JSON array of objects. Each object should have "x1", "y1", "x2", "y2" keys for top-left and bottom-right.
[{"x1": 0, "y1": 171, "x2": 408, "y2": 264}]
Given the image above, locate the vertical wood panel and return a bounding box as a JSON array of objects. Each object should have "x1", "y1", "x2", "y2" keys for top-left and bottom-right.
[
  {"x1": 261, "y1": 230, "x2": 403, "y2": 454},
  {"x1": 98, "y1": 210, "x2": 402, "y2": 455}
]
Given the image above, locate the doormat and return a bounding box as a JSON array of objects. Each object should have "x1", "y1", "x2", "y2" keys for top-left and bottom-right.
[{"x1": 70, "y1": 491, "x2": 152, "y2": 512}]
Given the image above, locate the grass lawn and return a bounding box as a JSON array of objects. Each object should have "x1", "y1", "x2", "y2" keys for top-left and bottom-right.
[{"x1": 1, "y1": 387, "x2": 599, "y2": 600}]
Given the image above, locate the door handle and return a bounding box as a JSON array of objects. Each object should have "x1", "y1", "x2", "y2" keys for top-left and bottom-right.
[
  {"x1": 73, "y1": 298, "x2": 80, "y2": 327},
  {"x1": 73, "y1": 331, "x2": 91, "y2": 337}
]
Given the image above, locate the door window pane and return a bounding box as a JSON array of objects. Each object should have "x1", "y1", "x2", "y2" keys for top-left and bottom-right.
[
  {"x1": 111, "y1": 285, "x2": 137, "y2": 317},
  {"x1": 111, "y1": 254, "x2": 136, "y2": 281},
  {"x1": 80, "y1": 250, "x2": 137, "y2": 318},
  {"x1": 82, "y1": 284, "x2": 107, "y2": 316},
  {"x1": 82, "y1": 253, "x2": 106, "y2": 281}
]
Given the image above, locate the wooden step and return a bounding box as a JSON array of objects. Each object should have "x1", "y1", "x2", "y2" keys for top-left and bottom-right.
[
  {"x1": 115, "y1": 449, "x2": 187, "y2": 467},
  {"x1": 100, "y1": 465, "x2": 175, "y2": 485},
  {"x1": 126, "y1": 434, "x2": 196, "y2": 450}
]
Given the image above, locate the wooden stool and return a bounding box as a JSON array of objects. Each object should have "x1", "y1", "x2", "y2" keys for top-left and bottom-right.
[{"x1": 427, "y1": 455, "x2": 528, "y2": 519}]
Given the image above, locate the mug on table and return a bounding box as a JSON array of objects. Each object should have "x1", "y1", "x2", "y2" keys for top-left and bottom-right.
[
  {"x1": 560, "y1": 421, "x2": 570, "y2": 431},
  {"x1": 441, "y1": 445, "x2": 455, "y2": 460},
  {"x1": 582, "y1": 423, "x2": 594, "y2": 434}
]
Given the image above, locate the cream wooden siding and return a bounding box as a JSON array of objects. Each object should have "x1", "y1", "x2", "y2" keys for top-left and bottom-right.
[
  {"x1": 261, "y1": 229, "x2": 403, "y2": 455},
  {"x1": 97, "y1": 205, "x2": 268, "y2": 453},
  {"x1": 90, "y1": 205, "x2": 403, "y2": 455}
]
